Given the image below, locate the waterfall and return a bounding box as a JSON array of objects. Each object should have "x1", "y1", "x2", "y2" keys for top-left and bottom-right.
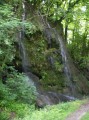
[
  {"x1": 53, "y1": 29, "x2": 76, "y2": 95},
  {"x1": 18, "y1": 0, "x2": 34, "y2": 86},
  {"x1": 17, "y1": 6, "x2": 77, "y2": 106},
  {"x1": 19, "y1": 0, "x2": 28, "y2": 73},
  {"x1": 37, "y1": 12, "x2": 76, "y2": 96}
]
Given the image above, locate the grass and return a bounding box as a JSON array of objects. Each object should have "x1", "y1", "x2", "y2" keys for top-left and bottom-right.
[
  {"x1": 0, "y1": 100, "x2": 35, "y2": 120},
  {"x1": 14, "y1": 100, "x2": 85, "y2": 120},
  {"x1": 81, "y1": 112, "x2": 89, "y2": 120},
  {"x1": 25, "y1": 100, "x2": 85, "y2": 120},
  {"x1": 0, "y1": 99, "x2": 87, "y2": 120}
]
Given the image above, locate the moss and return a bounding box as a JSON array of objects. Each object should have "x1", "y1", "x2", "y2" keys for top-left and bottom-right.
[
  {"x1": 40, "y1": 70, "x2": 65, "y2": 91},
  {"x1": 24, "y1": 32, "x2": 47, "y2": 71},
  {"x1": 23, "y1": 31, "x2": 65, "y2": 91}
]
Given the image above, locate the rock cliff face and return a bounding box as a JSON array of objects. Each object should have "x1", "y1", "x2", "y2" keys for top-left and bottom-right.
[
  {"x1": 15, "y1": 1, "x2": 65, "y2": 92},
  {"x1": 14, "y1": 0, "x2": 89, "y2": 103},
  {"x1": 36, "y1": 92, "x2": 76, "y2": 108},
  {"x1": 24, "y1": 31, "x2": 65, "y2": 92}
]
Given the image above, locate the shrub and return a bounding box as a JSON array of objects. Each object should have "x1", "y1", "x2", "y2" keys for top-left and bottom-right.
[
  {"x1": 0, "y1": 111, "x2": 10, "y2": 120},
  {"x1": 7, "y1": 71, "x2": 37, "y2": 104},
  {"x1": 0, "y1": 66, "x2": 37, "y2": 104},
  {"x1": 0, "y1": 81, "x2": 14, "y2": 101}
]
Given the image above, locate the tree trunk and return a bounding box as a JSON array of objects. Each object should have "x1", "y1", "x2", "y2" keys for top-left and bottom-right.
[{"x1": 65, "y1": 24, "x2": 68, "y2": 43}]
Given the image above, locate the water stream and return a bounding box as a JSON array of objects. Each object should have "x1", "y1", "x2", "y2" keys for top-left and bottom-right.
[
  {"x1": 53, "y1": 29, "x2": 76, "y2": 96},
  {"x1": 38, "y1": 12, "x2": 76, "y2": 96},
  {"x1": 18, "y1": 0, "x2": 34, "y2": 86}
]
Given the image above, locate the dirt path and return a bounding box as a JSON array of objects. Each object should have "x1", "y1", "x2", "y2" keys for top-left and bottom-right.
[{"x1": 66, "y1": 102, "x2": 89, "y2": 120}]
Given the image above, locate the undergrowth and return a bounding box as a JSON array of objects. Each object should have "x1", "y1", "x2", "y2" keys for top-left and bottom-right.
[
  {"x1": 0, "y1": 91, "x2": 87, "y2": 120},
  {"x1": 81, "y1": 111, "x2": 89, "y2": 120}
]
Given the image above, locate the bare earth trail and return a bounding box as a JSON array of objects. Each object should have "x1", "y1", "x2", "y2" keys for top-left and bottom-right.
[{"x1": 66, "y1": 101, "x2": 89, "y2": 120}]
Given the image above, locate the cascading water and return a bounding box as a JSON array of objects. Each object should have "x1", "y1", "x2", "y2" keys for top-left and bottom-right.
[
  {"x1": 53, "y1": 29, "x2": 76, "y2": 96},
  {"x1": 19, "y1": 0, "x2": 28, "y2": 72},
  {"x1": 18, "y1": 0, "x2": 34, "y2": 86},
  {"x1": 37, "y1": 12, "x2": 76, "y2": 96}
]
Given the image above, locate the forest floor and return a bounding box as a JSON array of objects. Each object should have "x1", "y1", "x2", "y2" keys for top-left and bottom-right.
[{"x1": 66, "y1": 101, "x2": 89, "y2": 120}]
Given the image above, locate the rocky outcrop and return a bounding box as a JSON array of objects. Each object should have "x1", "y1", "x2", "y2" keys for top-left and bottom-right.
[{"x1": 36, "y1": 92, "x2": 76, "y2": 108}]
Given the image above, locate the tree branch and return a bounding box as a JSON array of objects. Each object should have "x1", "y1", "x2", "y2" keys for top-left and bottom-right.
[{"x1": 59, "y1": 0, "x2": 81, "y2": 22}]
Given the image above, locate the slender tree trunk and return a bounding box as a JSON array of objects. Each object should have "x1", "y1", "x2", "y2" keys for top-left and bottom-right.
[{"x1": 65, "y1": 24, "x2": 68, "y2": 43}]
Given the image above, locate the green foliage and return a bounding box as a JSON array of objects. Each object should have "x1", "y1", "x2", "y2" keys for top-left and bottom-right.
[
  {"x1": 0, "y1": 98, "x2": 87, "y2": 120},
  {"x1": 13, "y1": 100, "x2": 85, "y2": 120},
  {"x1": 0, "y1": 101, "x2": 35, "y2": 120},
  {"x1": 0, "y1": 111, "x2": 10, "y2": 120},
  {"x1": 68, "y1": 23, "x2": 89, "y2": 69},
  {"x1": 0, "y1": 82, "x2": 13, "y2": 101},
  {"x1": 0, "y1": 3, "x2": 37, "y2": 73},
  {"x1": 24, "y1": 33, "x2": 64, "y2": 91},
  {"x1": 0, "y1": 4, "x2": 17, "y2": 71},
  {"x1": 40, "y1": 70, "x2": 65, "y2": 91},
  {"x1": 0, "y1": 2, "x2": 89, "y2": 120},
  {"x1": 0, "y1": 66, "x2": 37, "y2": 104},
  {"x1": 81, "y1": 112, "x2": 89, "y2": 120},
  {"x1": 7, "y1": 72, "x2": 37, "y2": 104}
]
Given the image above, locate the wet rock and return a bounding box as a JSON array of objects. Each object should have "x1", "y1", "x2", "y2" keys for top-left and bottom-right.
[
  {"x1": 36, "y1": 94, "x2": 53, "y2": 108},
  {"x1": 35, "y1": 91, "x2": 76, "y2": 108}
]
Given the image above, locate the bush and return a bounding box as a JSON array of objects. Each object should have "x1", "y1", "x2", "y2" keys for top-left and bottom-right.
[
  {"x1": 0, "y1": 66, "x2": 37, "y2": 104},
  {"x1": 7, "y1": 70, "x2": 37, "y2": 104},
  {"x1": 0, "y1": 80, "x2": 16, "y2": 102},
  {"x1": 0, "y1": 101, "x2": 35, "y2": 120},
  {"x1": 13, "y1": 100, "x2": 85, "y2": 120},
  {"x1": 0, "y1": 111, "x2": 10, "y2": 120}
]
